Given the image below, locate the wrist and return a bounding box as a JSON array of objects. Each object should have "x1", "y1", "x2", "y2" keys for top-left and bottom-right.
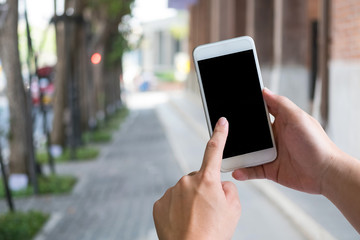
[{"x1": 321, "y1": 149, "x2": 355, "y2": 198}]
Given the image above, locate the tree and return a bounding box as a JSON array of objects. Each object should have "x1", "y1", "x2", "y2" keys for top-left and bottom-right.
[
  {"x1": 0, "y1": 0, "x2": 30, "y2": 174},
  {"x1": 86, "y1": 0, "x2": 133, "y2": 116},
  {"x1": 50, "y1": 0, "x2": 134, "y2": 147},
  {"x1": 51, "y1": 16, "x2": 68, "y2": 146},
  {"x1": 51, "y1": 0, "x2": 87, "y2": 146}
]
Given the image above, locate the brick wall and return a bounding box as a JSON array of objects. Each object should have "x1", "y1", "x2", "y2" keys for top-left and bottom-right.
[
  {"x1": 331, "y1": 0, "x2": 360, "y2": 60},
  {"x1": 308, "y1": 0, "x2": 319, "y2": 20}
]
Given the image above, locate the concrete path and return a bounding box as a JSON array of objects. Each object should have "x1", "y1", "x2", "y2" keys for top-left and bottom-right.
[{"x1": 1, "y1": 108, "x2": 182, "y2": 240}]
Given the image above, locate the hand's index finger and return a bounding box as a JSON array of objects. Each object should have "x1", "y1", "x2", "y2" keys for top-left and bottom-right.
[{"x1": 200, "y1": 117, "x2": 229, "y2": 174}]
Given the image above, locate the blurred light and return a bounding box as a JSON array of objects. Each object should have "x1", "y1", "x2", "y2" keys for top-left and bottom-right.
[
  {"x1": 133, "y1": 0, "x2": 177, "y2": 22},
  {"x1": 66, "y1": 7, "x2": 74, "y2": 16},
  {"x1": 91, "y1": 53, "x2": 102, "y2": 65},
  {"x1": 168, "y1": 0, "x2": 197, "y2": 9}
]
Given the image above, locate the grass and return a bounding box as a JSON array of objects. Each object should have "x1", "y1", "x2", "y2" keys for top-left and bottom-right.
[
  {"x1": 0, "y1": 175, "x2": 77, "y2": 198},
  {"x1": 36, "y1": 146, "x2": 99, "y2": 164},
  {"x1": 60, "y1": 147, "x2": 99, "y2": 161},
  {"x1": 83, "y1": 107, "x2": 129, "y2": 144},
  {"x1": 155, "y1": 71, "x2": 176, "y2": 82},
  {"x1": 0, "y1": 211, "x2": 49, "y2": 240},
  {"x1": 36, "y1": 107, "x2": 127, "y2": 165},
  {"x1": 103, "y1": 107, "x2": 129, "y2": 131},
  {"x1": 82, "y1": 130, "x2": 112, "y2": 143}
]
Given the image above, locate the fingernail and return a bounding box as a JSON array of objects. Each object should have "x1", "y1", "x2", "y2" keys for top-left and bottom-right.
[
  {"x1": 218, "y1": 117, "x2": 227, "y2": 126},
  {"x1": 232, "y1": 170, "x2": 248, "y2": 181},
  {"x1": 264, "y1": 87, "x2": 274, "y2": 95}
]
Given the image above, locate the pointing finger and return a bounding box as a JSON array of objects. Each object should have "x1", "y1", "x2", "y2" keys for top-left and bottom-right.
[{"x1": 200, "y1": 117, "x2": 229, "y2": 174}]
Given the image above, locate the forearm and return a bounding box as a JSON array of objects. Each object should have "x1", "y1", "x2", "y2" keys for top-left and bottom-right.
[{"x1": 322, "y1": 151, "x2": 360, "y2": 234}]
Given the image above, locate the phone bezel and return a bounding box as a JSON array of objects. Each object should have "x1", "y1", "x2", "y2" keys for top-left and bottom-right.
[{"x1": 193, "y1": 36, "x2": 277, "y2": 172}]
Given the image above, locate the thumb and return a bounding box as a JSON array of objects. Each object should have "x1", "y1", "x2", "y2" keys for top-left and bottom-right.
[
  {"x1": 222, "y1": 181, "x2": 239, "y2": 201},
  {"x1": 222, "y1": 181, "x2": 241, "y2": 213},
  {"x1": 263, "y1": 88, "x2": 299, "y2": 118}
]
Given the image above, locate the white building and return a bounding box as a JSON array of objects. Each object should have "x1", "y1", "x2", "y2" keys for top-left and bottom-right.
[{"x1": 140, "y1": 12, "x2": 189, "y2": 77}]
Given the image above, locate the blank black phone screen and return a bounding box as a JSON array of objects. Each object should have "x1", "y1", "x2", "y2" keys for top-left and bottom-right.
[{"x1": 197, "y1": 50, "x2": 273, "y2": 158}]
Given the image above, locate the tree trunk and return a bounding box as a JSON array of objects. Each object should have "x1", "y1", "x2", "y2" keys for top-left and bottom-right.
[
  {"x1": 79, "y1": 23, "x2": 91, "y2": 130},
  {"x1": 51, "y1": 20, "x2": 67, "y2": 146},
  {"x1": 51, "y1": 0, "x2": 86, "y2": 146},
  {"x1": 108, "y1": 62, "x2": 122, "y2": 110},
  {"x1": 0, "y1": 0, "x2": 30, "y2": 174},
  {"x1": 114, "y1": 61, "x2": 123, "y2": 107}
]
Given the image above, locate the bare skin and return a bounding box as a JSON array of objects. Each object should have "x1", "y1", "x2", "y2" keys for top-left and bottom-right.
[
  {"x1": 233, "y1": 88, "x2": 360, "y2": 234},
  {"x1": 153, "y1": 88, "x2": 360, "y2": 239},
  {"x1": 153, "y1": 117, "x2": 241, "y2": 240}
]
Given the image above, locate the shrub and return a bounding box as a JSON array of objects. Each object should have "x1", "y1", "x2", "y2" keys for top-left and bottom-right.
[
  {"x1": 0, "y1": 175, "x2": 77, "y2": 198},
  {"x1": 0, "y1": 211, "x2": 49, "y2": 240}
]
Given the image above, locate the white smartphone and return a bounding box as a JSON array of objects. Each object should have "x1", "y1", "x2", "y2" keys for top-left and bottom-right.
[{"x1": 193, "y1": 36, "x2": 277, "y2": 172}]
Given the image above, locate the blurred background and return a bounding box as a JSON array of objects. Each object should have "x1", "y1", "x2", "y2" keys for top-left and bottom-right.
[{"x1": 0, "y1": 0, "x2": 359, "y2": 239}]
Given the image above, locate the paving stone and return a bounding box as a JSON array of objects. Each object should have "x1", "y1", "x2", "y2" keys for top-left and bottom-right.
[{"x1": 0, "y1": 109, "x2": 182, "y2": 240}]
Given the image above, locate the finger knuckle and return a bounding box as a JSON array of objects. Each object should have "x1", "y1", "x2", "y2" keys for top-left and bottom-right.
[
  {"x1": 200, "y1": 170, "x2": 215, "y2": 185},
  {"x1": 177, "y1": 175, "x2": 190, "y2": 187},
  {"x1": 153, "y1": 199, "x2": 160, "y2": 213},
  {"x1": 206, "y1": 139, "x2": 219, "y2": 150},
  {"x1": 162, "y1": 187, "x2": 173, "y2": 199}
]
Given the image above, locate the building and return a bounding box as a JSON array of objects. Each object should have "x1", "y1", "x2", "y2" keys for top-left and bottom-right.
[
  {"x1": 186, "y1": 0, "x2": 360, "y2": 159},
  {"x1": 138, "y1": 12, "x2": 189, "y2": 88}
]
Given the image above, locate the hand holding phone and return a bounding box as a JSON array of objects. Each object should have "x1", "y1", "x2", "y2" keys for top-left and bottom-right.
[
  {"x1": 193, "y1": 36, "x2": 277, "y2": 172},
  {"x1": 153, "y1": 117, "x2": 241, "y2": 240}
]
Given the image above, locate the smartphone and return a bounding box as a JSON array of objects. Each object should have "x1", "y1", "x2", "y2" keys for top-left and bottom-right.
[{"x1": 193, "y1": 36, "x2": 277, "y2": 172}]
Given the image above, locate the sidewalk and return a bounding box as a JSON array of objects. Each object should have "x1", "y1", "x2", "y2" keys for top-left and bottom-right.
[
  {"x1": 0, "y1": 107, "x2": 182, "y2": 240},
  {"x1": 166, "y1": 90, "x2": 358, "y2": 240},
  {"x1": 0, "y1": 91, "x2": 356, "y2": 239}
]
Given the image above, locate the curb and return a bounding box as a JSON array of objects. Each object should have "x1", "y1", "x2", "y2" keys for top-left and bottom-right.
[{"x1": 34, "y1": 212, "x2": 63, "y2": 240}]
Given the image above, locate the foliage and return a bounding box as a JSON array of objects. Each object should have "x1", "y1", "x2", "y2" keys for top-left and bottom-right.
[
  {"x1": 0, "y1": 211, "x2": 49, "y2": 240},
  {"x1": 61, "y1": 147, "x2": 99, "y2": 161},
  {"x1": 36, "y1": 147, "x2": 100, "y2": 164},
  {"x1": 18, "y1": 24, "x2": 56, "y2": 68},
  {"x1": 105, "y1": 107, "x2": 129, "y2": 129},
  {"x1": 170, "y1": 24, "x2": 188, "y2": 40},
  {"x1": 86, "y1": 0, "x2": 135, "y2": 68},
  {"x1": 155, "y1": 71, "x2": 176, "y2": 82},
  {"x1": 106, "y1": 32, "x2": 129, "y2": 68},
  {"x1": 0, "y1": 183, "x2": 33, "y2": 198},
  {"x1": 37, "y1": 107, "x2": 127, "y2": 163},
  {"x1": 87, "y1": 0, "x2": 134, "y2": 20},
  {"x1": 82, "y1": 107, "x2": 129, "y2": 143},
  {"x1": 83, "y1": 130, "x2": 112, "y2": 143},
  {"x1": 0, "y1": 175, "x2": 77, "y2": 198},
  {"x1": 37, "y1": 175, "x2": 77, "y2": 195}
]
